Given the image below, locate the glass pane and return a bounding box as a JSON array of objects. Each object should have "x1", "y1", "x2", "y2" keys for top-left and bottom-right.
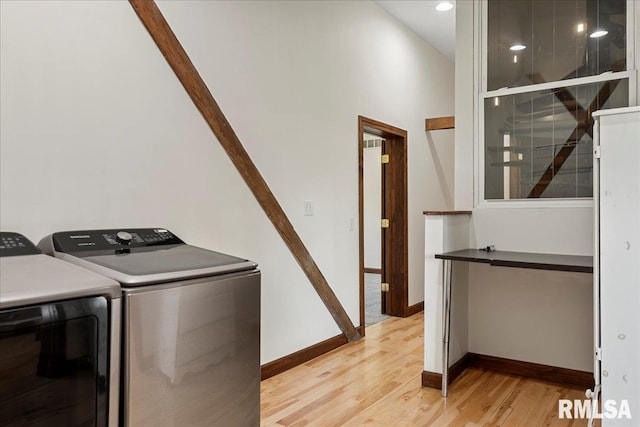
[
  {"x1": 0, "y1": 315, "x2": 99, "y2": 426},
  {"x1": 487, "y1": 0, "x2": 626, "y2": 91},
  {"x1": 0, "y1": 297, "x2": 109, "y2": 427},
  {"x1": 485, "y1": 79, "x2": 628, "y2": 199}
]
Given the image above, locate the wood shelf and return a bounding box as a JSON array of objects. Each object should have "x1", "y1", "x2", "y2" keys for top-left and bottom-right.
[{"x1": 425, "y1": 116, "x2": 454, "y2": 131}]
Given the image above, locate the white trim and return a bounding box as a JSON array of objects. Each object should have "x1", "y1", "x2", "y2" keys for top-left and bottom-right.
[
  {"x1": 628, "y1": 0, "x2": 636, "y2": 85},
  {"x1": 479, "y1": 0, "x2": 488, "y2": 94},
  {"x1": 593, "y1": 105, "x2": 640, "y2": 117},
  {"x1": 631, "y1": 0, "x2": 639, "y2": 105},
  {"x1": 630, "y1": 71, "x2": 638, "y2": 105},
  {"x1": 477, "y1": 80, "x2": 485, "y2": 206},
  {"x1": 473, "y1": 0, "x2": 483, "y2": 208},
  {"x1": 481, "y1": 71, "x2": 633, "y2": 99},
  {"x1": 475, "y1": 198, "x2": 593, "y2": 210},
  {"x1": 592, "y1": 117, "x2": 601, "y2": 414}
]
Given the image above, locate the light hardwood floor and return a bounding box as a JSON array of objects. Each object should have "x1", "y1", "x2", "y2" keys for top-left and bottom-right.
[{"x1": 261, "y1": 312, "x2": 591, "y2": 426}]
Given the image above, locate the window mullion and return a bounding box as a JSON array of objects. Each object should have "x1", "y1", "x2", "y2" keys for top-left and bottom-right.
[{"x1": 481, "y1": 71, "x2": 633, "y2": 100}]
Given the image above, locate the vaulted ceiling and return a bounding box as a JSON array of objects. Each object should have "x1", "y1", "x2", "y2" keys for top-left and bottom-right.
[{"x1": 374, "y1": 0, "x2": 456, "y2": 62}]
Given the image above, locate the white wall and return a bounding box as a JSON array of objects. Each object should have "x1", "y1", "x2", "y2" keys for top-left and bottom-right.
[
  {"x1": 453, "y1": 0, "x2": 475, "y2": 211},
  {"x1": 469, "y1": 205, "x2": 594, "y2": 371},
  {"x1": 0, "y1": 0, "x2": 455, "y2": 364},
  {"x1": 363, "y1": 144, "x2": 381, "y2": 270},
  {"x1": 453, "y1": 1, "x2": 640, "y2": 372},
  {"x1": 424, "y1": 214, "x2": 471, "y2": 374}
]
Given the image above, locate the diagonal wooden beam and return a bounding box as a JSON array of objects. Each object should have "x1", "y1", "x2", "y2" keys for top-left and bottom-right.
[
  {"x1": 128, "y1": 0, "x2": 360, "y2": 342},
  {"x1": 527, "y1": 79, "x2": 620, "y2": 198}
]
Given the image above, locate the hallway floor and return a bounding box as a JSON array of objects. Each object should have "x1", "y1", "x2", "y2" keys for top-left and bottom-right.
[
  {"x1": 364, "y1": 273, "x2": 390, "y2": 327},
  {"x1": 261, "y1": 312, "x2": 590, "y2": 426}
]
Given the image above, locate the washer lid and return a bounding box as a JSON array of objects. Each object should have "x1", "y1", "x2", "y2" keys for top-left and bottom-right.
[
  {"x1": 43, "y1": 228, "x2": 258, "y2": 286},
  {"x1": 72, "y1": 244, "x2": 257, "y2": 285}
]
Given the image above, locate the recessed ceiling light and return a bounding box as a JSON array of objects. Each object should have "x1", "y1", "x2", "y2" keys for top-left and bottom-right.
[
  {"x1": 590, "y1": 29, "x2": 608, "y2": 38},
  {"x1": 435, "y1": 2, "x2": 454, "y2": 12},
  {"x1": 510, "y1": 44, "x2": 526, "y2": 51},
  {"x1": 577, "y1": 23, "x2": 585, "y2": 32}
]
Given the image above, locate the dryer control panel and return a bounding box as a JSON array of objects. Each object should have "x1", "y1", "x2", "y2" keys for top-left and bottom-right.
[
  {"x1": 0, "y1": 232, "x2": 41, "y2": 257},
  {"x1": 51, "y1": 228, "x2": 185, "y2": 254}
]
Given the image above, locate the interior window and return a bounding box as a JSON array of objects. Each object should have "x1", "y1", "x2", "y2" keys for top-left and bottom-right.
[
  {"x1": 482, "y1": 0, "x2": 629, "y2": 200},
  {"x1": 487, "y1": 0, "x2": 626, "y2": 91},
  {"x1": 484, "y1": 79, "x2": 628, "y2": 199}
]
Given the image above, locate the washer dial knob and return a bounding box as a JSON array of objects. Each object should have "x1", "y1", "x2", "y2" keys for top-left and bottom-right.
[{"x1": 115, "y1": 231, "x2": 133, "y2": 245}]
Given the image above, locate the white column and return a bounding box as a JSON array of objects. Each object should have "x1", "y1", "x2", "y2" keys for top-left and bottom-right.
[{"x1": 423, "y1": 212, "x2": 472, "y2": 375}]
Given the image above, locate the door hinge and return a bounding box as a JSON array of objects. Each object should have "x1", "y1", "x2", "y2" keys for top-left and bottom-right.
[
  {"x1": 594, "y1": 146, "x2": 601, "y2": 159},
  {"x1": 381, "y1": 282, "x2": 390, "y2": 292},
  {"x1": 381, "y1": 219, "x2": 390, "y2": 228},
  {"x1": 381, "y1": 154, "x2": 389, "y2": 164},
  {"x1": 595, "y1": 347, "x2": 602, "y2": 361}
]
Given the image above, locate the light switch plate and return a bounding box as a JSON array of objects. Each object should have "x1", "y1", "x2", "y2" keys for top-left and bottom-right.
[{"x1": 304, "y1": 200, "x2": 314, "y2": 216}]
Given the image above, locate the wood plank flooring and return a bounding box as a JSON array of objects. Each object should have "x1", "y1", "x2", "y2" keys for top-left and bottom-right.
[{"x1": 261, "y1": 312, "x2": 593, "y2": 426}]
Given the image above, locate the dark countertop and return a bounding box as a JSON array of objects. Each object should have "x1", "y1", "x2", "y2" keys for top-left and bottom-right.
[
  {"x1": 435, "y1": 249, "x2": 593, "y2": 273},
  {"x1": 423, "y1": 211, "x2": 472, "y2": 216}
]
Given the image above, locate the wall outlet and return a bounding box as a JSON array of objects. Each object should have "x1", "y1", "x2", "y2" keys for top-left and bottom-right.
[{"x1": 304, "y1": 200, "x2": 314, "y2": 216}]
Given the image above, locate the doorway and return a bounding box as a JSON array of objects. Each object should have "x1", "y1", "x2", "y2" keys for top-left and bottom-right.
[
  {"x1": 362, "y1": 133, "x2": 390, "y2": 327},
  {"x1": 358, "y1": 116, "x2": 409, "y2": 332}
]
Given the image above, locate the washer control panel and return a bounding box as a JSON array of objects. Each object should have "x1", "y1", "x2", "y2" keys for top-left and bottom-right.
[
  {"x1": 52, "y1": 228, "x2": 184, "y2": 253},
  {"x1": 0, "y1": 232, "x2": 41, "y2": 257}
]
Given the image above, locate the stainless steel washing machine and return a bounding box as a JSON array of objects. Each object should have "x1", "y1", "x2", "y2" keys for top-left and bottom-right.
[
  {"x1": 0, "y1": 232, "x2": 121, "y2": 427},
  {"x1": 39, "y1": 228, "x2": 260, "y2": 426}
]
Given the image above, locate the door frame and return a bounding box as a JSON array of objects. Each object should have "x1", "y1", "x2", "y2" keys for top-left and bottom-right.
[{"x1": 358, "y1": 115, "x2": 409, "y2": 332}]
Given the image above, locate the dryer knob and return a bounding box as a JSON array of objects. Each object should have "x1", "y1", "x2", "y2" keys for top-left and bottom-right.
[{"x1": 115, "y1": 231, "x2": 133, "y2": 245}]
